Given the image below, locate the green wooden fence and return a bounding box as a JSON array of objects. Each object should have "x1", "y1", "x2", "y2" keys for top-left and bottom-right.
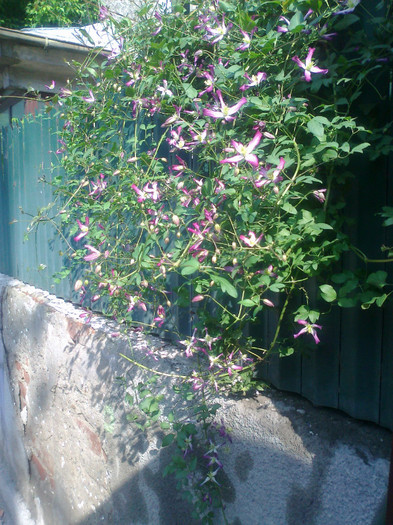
[
  {"x1": 0, "y1": 98, "x2": 392, "y2": 431},
  {"x1": 0, "y1": 100, "x2": 71, "y2": 299}
]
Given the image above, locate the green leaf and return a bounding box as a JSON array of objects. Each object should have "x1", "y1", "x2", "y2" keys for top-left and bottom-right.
[
  {"x1": 307, "y1": 118, "x2": 325, "y2": 141},
  {"x1": 279, "y1": 347, "x2": 294, "y2": 357},
  {"x1": 288, "y1": 11, "x2": 304, "y2": 32},
  {"x1": 281, "y1": 202, "x2": 297, "y2": 215},
  {"x1": 322, "y1": 149, "x2": 338, "y2": 162},
  {"x1": 160, "y1": 421, "x2": 171, "y2": 430},
  {"x1": 351, "y1": 143, "x2": 370, "y2": 154},
  {"x1": 366, "y1": 271, "x2": 387, "y2": 289},
  {"x1": 319, "y1": 284, "x2": 337, "y2": 302},
  {"x1": 182, "y1": 83, "x2": 198, "y2": 99},
  {"x1": 161, "y1": 433, "x2": 175, "y2": 447},
  {"x1": 213, "y1": 276, "x2": 238, "y2": 298},
  {"x1": 180, "y1": 258, "x2": 200, "y2": 276},
  {"x1": 239, "y1": 298, "x2": 259, "y2": 307},
  {"x1": 125, "y1": 393, "x2": 133, "y2": 405}
]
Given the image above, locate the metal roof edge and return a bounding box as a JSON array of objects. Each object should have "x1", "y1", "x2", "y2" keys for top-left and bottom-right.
[{"x1": 0, "y1": 26, "x2": 109, "y2": 55}]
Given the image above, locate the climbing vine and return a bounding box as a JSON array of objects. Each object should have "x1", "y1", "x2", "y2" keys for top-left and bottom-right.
[{"x1": 32, "y1": 0, "x2": 392, "y2": 520}]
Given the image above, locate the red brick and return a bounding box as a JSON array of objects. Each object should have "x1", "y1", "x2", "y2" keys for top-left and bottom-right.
[
  {"x1": 18, "y1": 381, "x2": 27, "y2": 410},
  {"x1": 75, "y1": 418, "x2": 106, "y2": 460}
]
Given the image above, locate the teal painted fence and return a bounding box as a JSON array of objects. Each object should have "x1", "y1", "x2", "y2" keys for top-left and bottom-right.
[
  {"x1": 0, "y1": 98, "x2": 392, "y2": 431},
  {"x1": 0, "y1": 100, "x2": 71, "y2": 299}
]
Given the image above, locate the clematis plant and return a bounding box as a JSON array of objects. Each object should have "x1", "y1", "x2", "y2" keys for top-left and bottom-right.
[{"x1": 37, "y1": 0, "x2": 391, "y2": 519}]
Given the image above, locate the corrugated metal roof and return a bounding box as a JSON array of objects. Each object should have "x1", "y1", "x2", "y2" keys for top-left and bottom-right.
[{"x1": 21, "y1": 23, "x2": 120, "y2": 54}]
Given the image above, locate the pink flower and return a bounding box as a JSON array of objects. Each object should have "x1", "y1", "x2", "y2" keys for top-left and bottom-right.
[
  {"x1": 152, "y1": 12, "x2": 163, "y2": 35},
  {"x1": 240, "y1": 71, "x2": 267, "y2": 92},
  {"x1": 277, "y1": 16, "x2": 290, "y2": 33},
  {"x1": 333, "y1": 0, "x2": 361, "y2": 15},
  {"x1": 255, "y1": 157, "x2": 285, "y2": 187},
  {"x1": 220, "y1": 131, "x2": 262, "y2": 168},
  {"x1": 83, "y1": 245, "x2": 101, "y2": 262},
  {"x1": 153, "y1": 305, "x2": 166, "y2": 327},
  {"x1": 125, "y1": 65, "x2": 141, "y2": 87},
  {"x1": 74, "y1": 217, "x2": 89, "y2": 242},
  {"x1": 294, "y1": 320, "x2": 322, "y2": 344},
  {"x1": 179, "y1": 329, "x2": 199, "y2": 358},
  {"x1": 99, "y1": 6, "x2": 109, "y2": 19},
  {"x1": 89, "y1": 174, "x2": 107, "y2": 197},
  {"x1": 45, "y1": 80, "x2": 56, "y2": 90},
  {"x1": 198, "y1": 67, "x2": 216, "y2": 97},
  {"x1": 131, "y1": 182, "x2": 160, "y2": 202},
  {"x1": 205, "y1": 16, "x2": 232, "y2": 44},
  {"x1": 292, "y1": 48, "x2": 328, "y2": 82},
  {"x1": 239, "y1": 231, "x2": 263, "y2": 247},
  {"x1": 167, "y1": 126, "x2": 189, "y2": 150},
  {"x1": 157, "y1": 80, "x2": 174, "y2": 98},
  {"x1": 235, "y1": 28, "x2": 257, "y2": 51},
  {"x1": 203, "y1": 90, "x2": 247, "y2": 122},
  {"x1": 313, "y1": 189, "x2": 326, "y2": 203},
  {"x1": 82, "y1": 90, "x2": 95, "y2": 103}
]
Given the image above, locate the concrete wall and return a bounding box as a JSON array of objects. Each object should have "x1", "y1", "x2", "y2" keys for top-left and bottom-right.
[{"x1": 0, "y1": 273, "x2": 391, "y2": 525}]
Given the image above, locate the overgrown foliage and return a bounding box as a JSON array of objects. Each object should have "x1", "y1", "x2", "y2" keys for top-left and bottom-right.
[
  {"x1": 0, "y1": 0, "x2": 100, "y2": 28},
  {"x1": 34, "y1": 0, "x2": 392, "y2": 520}
]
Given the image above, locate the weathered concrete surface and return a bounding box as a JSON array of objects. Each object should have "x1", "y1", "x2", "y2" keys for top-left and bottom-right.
[{"x1": 0, "y1": 274, "x2": 391, "y2": 524}]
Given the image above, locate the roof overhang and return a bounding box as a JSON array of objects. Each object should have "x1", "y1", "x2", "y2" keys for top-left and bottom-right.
[{"x1": 0, "y1": 27, "x2": 110, "y2": 112}]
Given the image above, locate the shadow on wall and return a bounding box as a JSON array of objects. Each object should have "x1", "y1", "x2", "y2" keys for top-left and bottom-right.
[{"x1": 0, "y1": 278, "x2": 391, "y2": 525}]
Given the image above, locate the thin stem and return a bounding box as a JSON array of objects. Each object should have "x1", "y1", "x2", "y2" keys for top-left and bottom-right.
[{"x1": 119, "y1": 353, "x2": 188, "y2": 379}]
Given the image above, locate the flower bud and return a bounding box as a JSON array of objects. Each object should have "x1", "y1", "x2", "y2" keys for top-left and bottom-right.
[
  {"x1": 95, "y1": 264, "x2": 101, "y2": 274},
  {"x1": 164, "y1": 237, "x2": 170, "y2": 244},
  {"x1": 74, "y1": 279, "x2": 83, "y2": 292},
  {"x1": 232, "y1": 242, "x2": 237, "y2": 250},
  {"x1": 192, "y1": 295, "x2": 204, "y2": 302},
  {"x1": 214, "y1": 223, "x2": 221, "y2": 233},
  {"x1": 233, "y1": 258, "x2": 238, "y2": 266},
  {"x1": 212, "y1": 255, "x2": 217, "y2": 264},
  {"x1": 141, "y1": 280, "x2": 148, "y2": 287},
  {"x1": 262, "y1": 298, "x2": 275, "y2": 308},
  {"x1": 177, "y1": 231, "x2": 181, "y2": 238},
  {"x1": 172, "y1": 214, "x2": 180, "y2": 226},
  {"x1": 84, "y1": 280, "x2": 89, "y2": 286},
  {"x1": 166, "y1": 300, "x2": 171, "y2": 307}
]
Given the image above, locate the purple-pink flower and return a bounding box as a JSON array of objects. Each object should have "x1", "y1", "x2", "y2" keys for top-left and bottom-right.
[
  {"x1": 74, "y1": 217, "x2": 89, "y2": 242},
  {"x1": 239, "y1": 231, "x2": 263, "y2": 247},
  {"x1": 82, "y1": 90, "x2": 95, "y2": 104},
  {"x1": 313, "y1": 189, "x2": 326, "y2": 203},
  {"x1": 203, "y1": 90, "x2": 247, "y2": 122},
  {"x1": 255, "y1": 157, "x2": 285, "y2": 188},
  {"x1": 292, "y1": 48, "x2": 328, "y2": 82},
  {"x1": 277, "y1": 15, "x2": 290, "y2": 33},
  {"x1": 294, "y1": 320, "x2": 322, "y2": 344},
  {"x1": 83, "y1": 245, "x2": 101, "y2": 262},
  {"x1": 125, "y1": 65, "x2": 141, "y2": 87},
  {"x1": 240, "y1": 71, "x2": 267, "y2": 92},
  {"x1": 333, "y1": 0, "x2": 361, "y2": 15},
  {"x1": 89, "y1": 174, "x2": 107, "y2": 197},
  {"x1": 205, "y1": 16, "x2": 232, "y2": 44},
  {"x1": 220, "y1": 130, "x2": 262, "y2": 168},
  {"x1": 235, "y1": 28, "x2": 257, "y2": 51},
  {"x1": 153, "y1": 305, "x2": 166, "y2": 327}
]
